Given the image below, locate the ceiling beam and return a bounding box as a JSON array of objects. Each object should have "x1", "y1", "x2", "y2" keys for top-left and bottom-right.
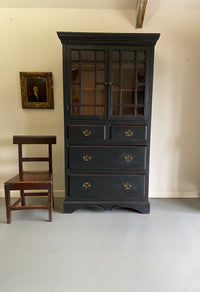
[{"x1": 136, "y1": 0, "x2": 148, "y2": 28}]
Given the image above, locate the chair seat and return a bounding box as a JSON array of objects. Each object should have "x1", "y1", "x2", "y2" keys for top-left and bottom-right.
[{"x1": 5, "y1": 171, "x2": 52, "y2": 188}]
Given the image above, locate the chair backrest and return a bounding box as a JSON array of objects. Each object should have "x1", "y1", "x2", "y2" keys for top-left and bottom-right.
[{"x1": 13, "y1": 136, "x2": 56, "y2": 175}]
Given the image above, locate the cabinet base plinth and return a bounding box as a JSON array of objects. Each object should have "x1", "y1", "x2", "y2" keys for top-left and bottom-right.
[{"x1": 63, "y1": 201, "x2": 150, "y2": 214}]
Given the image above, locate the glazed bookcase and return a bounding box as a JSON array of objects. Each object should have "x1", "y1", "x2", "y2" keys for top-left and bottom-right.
[{"x1": 58, "y1": 32, "x2": 160, "y2": 213}]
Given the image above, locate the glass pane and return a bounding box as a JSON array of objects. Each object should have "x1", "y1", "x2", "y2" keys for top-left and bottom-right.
[
  {"x1": 71, "y1": 50, "x2": 79, "y2": 61},
  {"x1": 137, "y1": 63, "x2": 145, "y2": 83},
  {"x1": 137, "y1": 51, "x2": 146, "y2": 61},
  {"x1": 71, "y1": 84, "x2": 80, "y2": 104},
  {"x1": 96, "y1": 85, "x2": 105, "y2": 105},
  {"x1": 81, "y1": 63, "x2": 95, "y2": 90},
  {"x1": 71, "y1": 63, "x2": 79, "y2": 82},
  {"x1": 112, "y1": 63, "x2": 120, "y2": 84},
  {"x1": 137, "y1": 86, "x2": 145, "y2": 105},
  {"x1": 121, "y1": 51, "x2": 135, "y2": 62},
  {"x1": 137, "y1": 106, "x2": 144, "y2": 116},
  {"x1": 112, "y1": 85, "x2": 120, "y2": 105},
  {"x1": 122, "y1": 63, "x2": 135, "y2": 89},
  {"x1": 122, "y1": 107, "x2": 135, "y2": 116},
  {"x1": 122, "y1": 91, "x2": 135, "y2": 105},
  {"x1": 82, "y1": 106, "x2": 95, "y2": 115},
  {"x1": 81, "y1": 50, "x2": 95, "y2": 61},
  {"x1": 96, "y1": 107, "x2": 105, "y2": 116},
  {"x1": 96, "y1": 51, "x2": 105, "y2": 62},
  {"x1": 112, "y1": 51, "x2": 120, "y2": 62},
  {"x1": 112, "y1": 106, "x2": 120, "y2": 116},
  {"x1": 71, "y1": 105, "x2": 80, "y2": 115},
  {"x1": 82, "y1": 90, "x2": 95, "y2": 105},
  {"x1": 96, "y1": 63, "x2": 105, "y2": 83}
]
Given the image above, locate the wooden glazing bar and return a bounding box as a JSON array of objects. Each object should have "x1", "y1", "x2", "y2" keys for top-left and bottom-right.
[
  {"x1": 134, "y1": 58, "x2": 138, "y2": 116},
  {"x1": 95, "y1": 52, "x2": 97, "y2": 116},
  {"x1": 119, "y1": 51, "x2": 122, "y2": 117},
  {"x1": 79, "y1": 51, "x2": 82, "y2": 115}
]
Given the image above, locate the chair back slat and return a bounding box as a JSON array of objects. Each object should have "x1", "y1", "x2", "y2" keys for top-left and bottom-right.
[{"x1": 22, "y1": 157, "x2": 50, "y2": 162}]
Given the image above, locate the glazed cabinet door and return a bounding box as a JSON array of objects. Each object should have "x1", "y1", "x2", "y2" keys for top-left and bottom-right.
[
  {"x1": 68, "y1": 46, "x2": 108, "y2": 119},
  {"x1": 67, "y1": 45, "x2": 150, "y2": 120},
  {"x1": 109, "y1": 47, "x2": 149, "y2": 120}
]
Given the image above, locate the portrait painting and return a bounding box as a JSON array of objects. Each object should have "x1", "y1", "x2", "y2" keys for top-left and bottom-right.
[{"x1": 20, "y1": 72, "x2": 54, "y2": 109}]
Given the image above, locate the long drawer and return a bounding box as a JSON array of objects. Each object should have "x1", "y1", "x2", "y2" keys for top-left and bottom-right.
[
  {"x1": 68, "y1": 125, "x2": 105, "y2": 141},
  {"x1": 69, "y1": 174, "x2": 146, "y2": 199},
  {"x1": 69, "y1": 146, "x2": 146, "y2": 170}
]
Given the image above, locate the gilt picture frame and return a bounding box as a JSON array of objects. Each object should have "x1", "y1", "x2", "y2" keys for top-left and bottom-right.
[{"x1": 20, "y1": 72, "x2": 54, "y2": 109}]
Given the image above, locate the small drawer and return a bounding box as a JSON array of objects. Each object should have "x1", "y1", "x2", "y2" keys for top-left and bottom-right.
[
  {"x1": 111, "y1": 125, "x2": 147, "y2": 141},
  {"x1": 69, "y1": 174, "x2": 146, "y2": 199},
  {"x1": 69, "y1": 146, "x2": 146, "y2": 170},
  {"x1": 68, "y1": 125, "x2": 105, "y2": 141}
]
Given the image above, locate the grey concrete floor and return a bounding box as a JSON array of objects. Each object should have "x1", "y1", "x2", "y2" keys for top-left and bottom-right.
[{"x1": 0, "y1": 198, "x2": 200, "y2": 292}]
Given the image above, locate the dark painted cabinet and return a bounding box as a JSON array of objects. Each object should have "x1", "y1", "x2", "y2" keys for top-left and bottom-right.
[{"x1": 58, "y1": 32, "x2": 160, "y2": 213}]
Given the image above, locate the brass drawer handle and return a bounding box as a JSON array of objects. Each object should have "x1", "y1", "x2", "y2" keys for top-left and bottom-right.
[
  {"x1": 123, "y1": 155, "x2": 133, "y2": 162},
  {"x1": 82, "y1": 129, "x2": 91, "y2": 137},
  {"x1": 82, "y1": 154, "x2": 92, "y2": 162},
  {"x1": 123, "y1": 183, "x2": 132, "y2": 190},
  {"x1": 82, "y1": 182, "x2": 91, "y2": 189},
  {"x1": 124, "y1": 129, "x2": 133, "y2": 137}
]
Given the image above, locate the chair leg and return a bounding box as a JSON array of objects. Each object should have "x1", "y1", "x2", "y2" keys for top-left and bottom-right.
[
  {"x1": 20, "y1": 190, "x2": 25, "y2": 206},
  {"x1": 48, "y1": 185, "x2": 53, "y2": 222},
  {"x1": 4, "y1": 185, "x2": 11, "y2": 224},
  {"x1": 52, "y1": 189, "x2": 54, "y2": 208}
]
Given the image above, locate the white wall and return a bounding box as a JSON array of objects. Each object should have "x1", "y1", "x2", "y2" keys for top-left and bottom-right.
[{"x1": 0, "y1": 5, "x2": 200, "y2": 198}]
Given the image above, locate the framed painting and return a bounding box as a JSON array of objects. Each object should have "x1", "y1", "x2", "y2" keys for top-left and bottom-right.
[{"x1": 20, "y1": 72, "x2": 54, "y2": 109}]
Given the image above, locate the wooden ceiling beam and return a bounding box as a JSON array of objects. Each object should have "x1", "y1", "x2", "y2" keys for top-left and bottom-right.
[{"x1": 136, "y1": 0, "x2": 148, "y2": 28}]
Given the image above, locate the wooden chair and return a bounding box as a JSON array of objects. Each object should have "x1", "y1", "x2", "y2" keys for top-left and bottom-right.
[{"x1": 4, "y1": 136, "x2": 56, "y2": 223}]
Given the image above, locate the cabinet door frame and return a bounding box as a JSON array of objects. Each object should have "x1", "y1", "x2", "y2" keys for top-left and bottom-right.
[
  {"x1": 66, "y1": 45, "x2": 108, "y2": 120},
  {"x1": 108, "y1": 46, "x2": 151, "y2": 121}
]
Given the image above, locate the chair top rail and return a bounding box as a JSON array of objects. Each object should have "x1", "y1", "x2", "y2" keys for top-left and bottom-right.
[{"x1": 13, "y1": 136, "x2": 56, "y2": 144}]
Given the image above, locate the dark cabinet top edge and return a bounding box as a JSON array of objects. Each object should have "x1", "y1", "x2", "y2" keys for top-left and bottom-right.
[{"x1": 57, "y1": 32, "x2": 160, "y2": 46}]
